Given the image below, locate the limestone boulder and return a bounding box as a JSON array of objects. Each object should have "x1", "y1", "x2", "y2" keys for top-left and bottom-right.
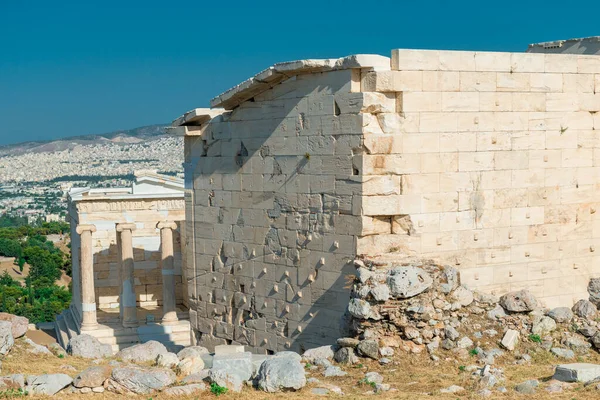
[
  {"x1": 370, "y1": 284, "x2": 390, "y2": 302},
  {"x1": 0, "y1": 321, "x2": 14, "y2": 355},
  {"x1": 24, "y1": 338, "x2": 52, "y2": 355},
  {"x1": 176, "y1": 356, "x2": 205, "y2": 376},
  {"x1": 450, "y1": 286, "x2": 474, "y2": 307},
  {"x1": 208, "y1": 369, "x2": 243, "y2": 392},
  {"x1": 163, "y1": 383, "x2": 207, "y2": 396},
  {"x1": 27, "y1": 374, "x2": 73, "y2": 395},
  {"x1": 116, "y1": 340, "x2": 168, "y2": 363},
  {"x1": 440, "y1": 266, "x2": 460, "y2": 294},
  {"x1": 0, "y1": 313, "x2": 28, "y2": 339},
  {"x1": 48, "y1": 343, "x2": 67, "y2": 358},
  {"x1": 548, "y1": 307, "x2": 574, "y2": 323},
  {"x1": 499, "y1": 290, "x2": 537, "y2": 312},
  {"x1": 501, "y1": 330, "x2": 519, "y2": 351},
  {"x1": 357, "y1": 339, "x2": 379, "y2": 360},
  {"x1": 588, "y1": 278, "x2": 600, "y2": 306},
  {"x1": 554, "y1": 363, "x2": 600, "y2": 382},
  {"x1": 156, "y1": 352, "x2": 179, "y2": 368},
  {"x1": 182, "y1": 371, "x2": 210, "y2": 384},
  {"x1": 386, "y1": 266, "x2": 433, "y2": 299},
  {"x1": 532, "y1": 316, "x2": 557, "y2": 336},
  {"x1": 67, "y1": 334, "x2": 112, "y2": 359},
  {"x1": 347, "y1": 298, "x2": 381, "y2": 320},
  {"x1": 257, "y1": 356, "x2": 306, "y2": 392},
  {"x1": 177, "y1": 346, "x2": 209, "y2": 360},
  {"x1": 0, "y1": 374, "x2": 25, "y2": 390},
  {"x1": 572, "y1": 299, "x2": 598, "y2": 320},
  {"x1": 110, "y1": 367, "x2": 176, "y2": 394},
  {"x1": 302, "y1": 345, "x2": 336, "y2": 363},
  {"x1": 334, "y1": 347, "x2": 359, "y2": 364},
  {"x1": 73, "y1": 366, "x2": 111, "y2": 388},
  {"x1": 211, "y1": 352, "x2": 253, "y2": 384}
]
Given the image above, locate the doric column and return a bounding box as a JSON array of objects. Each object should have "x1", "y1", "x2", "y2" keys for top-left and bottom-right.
[
  {"x1": 116, "y1": 223, "x2": 137, "y2": 328},
  {"x1": 158, "y1": 221, "x2": 178, "y2": 325},
  {"x1": 76, "y1": 224, "x2": 97, "y2": 331}
]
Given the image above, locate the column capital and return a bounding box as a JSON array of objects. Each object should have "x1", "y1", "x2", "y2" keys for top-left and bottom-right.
[
  {"x1": 76, "y1": 224, "x2": 97, "y2": 234},
  {"x1": 116, "y1": 223, "x2": 137, "y2": 232},
  {"x1": 157, "y1": 221, "x2": 177, "y2": 230}
]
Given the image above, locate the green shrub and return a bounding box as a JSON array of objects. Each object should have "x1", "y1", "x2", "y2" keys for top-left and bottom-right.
[
  {"x1": 210, "y1": 382, "x2": 228, "y2": 396},
  {"x1": 529, "y1": 334, "x2": 542, "y2": 343}
]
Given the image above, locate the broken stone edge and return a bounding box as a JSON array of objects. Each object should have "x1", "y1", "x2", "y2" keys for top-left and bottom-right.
[{"x1": 209, "y1": 54, "x2": 390, "y2": 111}]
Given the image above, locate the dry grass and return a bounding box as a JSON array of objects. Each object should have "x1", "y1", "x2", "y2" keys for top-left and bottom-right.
[{"x1": 5, "y1": 337, "x2": 600, "y2": 399}]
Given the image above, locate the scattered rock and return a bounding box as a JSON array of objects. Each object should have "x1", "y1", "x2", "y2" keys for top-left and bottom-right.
[
  {"x1": 302, "y1": 346, "x2": 335, "y2": 363},
  {"x1": 440, "y1": 266, "x2": 459, "y2": 294},
  {"x1": 551, "y1": 348, "x2": 575, "y2": 359},
  {"x1": 0, "y1": 313, "x2": 28, "y2": 339},
  {"x1": 365, "y1": 372, "x2": 383, "y2": 385},
  {"x1": 348, "y1": 298, "x2": 381, "y2": 320},
  {"x1": 579, "y1": 325, "x2": 598, "y2": 338},
  {"x1": 379, "y1": 346, "x2": 394, "y2": 357},
  {"x1": 73, "y1": 366, "x2": 111, "y2": 388},
  {"x1": 564, "y1": 335, "x2": 592, "y2": 353},
  {"x1": 487, "y1": 305, "x2": 506, "y2": 320},
  {"x1": 257, "y1": 356, "x2": 306, "y2": 392},
  {"x1": 67, "y1": 334, "x2": 112, "y2": 359},
  {"x1": 547, "y1": 307, "x2": 573, "y2": 323},
  {"x1": 116, "y1": 340, "x2": 168, "y2": 363},
  {"x1": 444, "y1": 326, "x2": 460, "y2": 341},
  {"x1": 440, "y1": 385, "x2": 464, "y2": 393},
  {"x1": 208, "y1": 369, "x2": 243, "y2": 392},
  {"x1": 334, "y1": 347, "x2": 358, "y2": 364},
  {"x1": 450, "y1": 286, "x2": 474, "y2": 307},
  {"x1": 572, "y1": 299, "x2": 597, "y2": 319},
  {"x1": 156, "y1": 352, "x2": 179, "y2": 368},
  {"x1": 110, "y1": 367, "x2": 176, "y2": 394},
  {"x1": 182, "y1": 371, "x2": 210, "y2": 384},
  {"x1": 177, "y1": 346, "x2": 209, "y2": 360},
  {"x1": 554, "y1": 363, "x2": 600, "y2": 382},
  {"x1": 48, "y1": 343, "x2": 67, "y2": 358},
  {"x1": 27, "y1": 374, "x2": 73, "y2": 395},
  {"x1": 0, "y1": 374, "x2": 24, "y2": 390},
  {"x1": 0, "y1": 321, "x2": 14, "y2": 355},
  {"x1": 337, "y1": 338, "x2": 359, "y2": 348},
  {"x1": 514, "y1": 379, "x2": 538, "y2": 394},
  {"x1": 371, "y1": 284, "x2": 390, "y2": 301},
  {"x1": 211, "y1": 352, "x2": 253, "y2": 385},
  {"x1": 323, "y1": 366, "x2": 346, "y2": 377},
  {"x1": 499, "y1": 290, "x2": 537, "y2": 313},
  {"x1": 546, "y1": 381, "x2": 563, "y2": 393},
  {"x1": 357, "y1": 340, "x2": 379, "y2": 360},
  {"x1": 23, "y1": 338, "x2": 52, "y2": 355},
  {"x1": 588, "y1": 278, "x2": 600, "y2": 307},
  {"x1": 386, "y1": 266, "x2": 433, "y2": 299},
  {"x1": 531, "y1": 316, "x2": 557, "y2": 335},
  {"x1": 457, "y1": 337, "x2": 474, "y2": 349},
  {"x1": 163, "y1": 383, "x2": 207, "y2": 396},
  {"x1": 500, "y1": 330, "x2": 519, "y2": 351},
  {"x1": 176, "y1": 356, "x2": 205, "y2": 376}
]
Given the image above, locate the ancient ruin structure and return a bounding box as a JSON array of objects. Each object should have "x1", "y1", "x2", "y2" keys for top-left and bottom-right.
[
  {"x1": 56, "y1": 171, "x2": 191, "y2": 351},
  {"x1": 173, "y1": 48, "x2": 600, "y2": 352},
  {"x1": 529, "y1": 36, "x2": 600, "y2": 55}
]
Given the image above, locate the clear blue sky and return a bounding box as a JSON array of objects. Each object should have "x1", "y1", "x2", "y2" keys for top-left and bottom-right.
[{"x1": 0, "y1": 0, "x2": 598, "y2": 145}]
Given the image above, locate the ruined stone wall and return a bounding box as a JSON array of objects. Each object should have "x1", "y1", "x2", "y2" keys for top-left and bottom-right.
[
  {"x1": 358, "y1": 49, "x2": 600, "y2": 308},
  {"x1": 72, "y1": 199, "x2": 186, "y2": 310},
  {"x1": 185, "y1": 69, "x2": 368, "y2": 353}
]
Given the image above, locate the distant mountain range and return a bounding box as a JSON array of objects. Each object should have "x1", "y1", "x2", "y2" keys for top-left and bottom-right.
[{"x1": 0, "y1": 124, "x2": 169, "y2": 157}]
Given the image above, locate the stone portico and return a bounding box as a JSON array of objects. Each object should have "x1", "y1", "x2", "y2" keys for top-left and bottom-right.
[{"x1": 55, "y1": 171, "x2": 192, "y2": 352}]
